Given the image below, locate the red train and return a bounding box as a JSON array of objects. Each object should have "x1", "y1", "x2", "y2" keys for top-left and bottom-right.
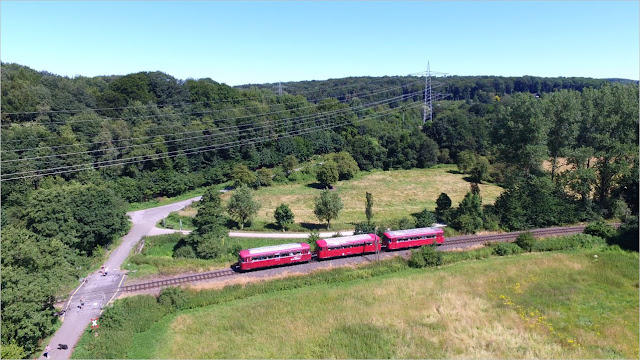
[
  {"x1": 238, "y1": 227, "x2": 445, "y2": 271},
  {"x1": 238, "y1": 243, "x2": 312, "y2": 271}
]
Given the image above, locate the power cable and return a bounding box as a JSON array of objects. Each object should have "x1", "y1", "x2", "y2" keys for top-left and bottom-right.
[
  {"x1": 2, "y1": 92, "x2": 419, "y2": 163},
  {"x1": 2, "y1": 71, "x2": 427, "y2": 116},
  {"x1": 1, "y1": 103, "x2": 419, "y2": 181},
  {"x1": 1, "y1": 81, "x2": 425, "y2": 143}
]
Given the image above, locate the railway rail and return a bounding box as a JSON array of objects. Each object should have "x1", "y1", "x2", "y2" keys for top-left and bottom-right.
[
  {"x1": 121, "y1": 268, "x2": 236, "y2": 292},
  {"x1": 120, "y1": 224, "x2": 615, "y2": 292}
]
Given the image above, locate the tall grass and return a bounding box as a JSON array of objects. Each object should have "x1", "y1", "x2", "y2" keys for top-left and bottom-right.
[{"x1": 74, "y1": 246, "x2": 638, "y2": 359}]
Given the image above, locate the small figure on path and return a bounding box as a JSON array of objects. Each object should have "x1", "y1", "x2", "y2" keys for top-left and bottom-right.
[
  {"x1": 44, "y1": 345, "x2": 51, "y2": 358},
  {"x1": 80, "y1": 296, "x2": 85, "y2": 309}
]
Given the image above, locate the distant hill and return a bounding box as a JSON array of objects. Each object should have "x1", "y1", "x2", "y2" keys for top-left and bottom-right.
[
  {"x1": 237, "y1": 75, "x2": 636, "y2": 103},
  {"x1": 605, "y1": 78, "x2": 639, "y2": 84}
]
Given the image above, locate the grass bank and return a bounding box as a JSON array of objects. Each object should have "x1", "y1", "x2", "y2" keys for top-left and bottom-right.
[{"x1": 75, "y1": 243, "x2": 638, "y2": 359}]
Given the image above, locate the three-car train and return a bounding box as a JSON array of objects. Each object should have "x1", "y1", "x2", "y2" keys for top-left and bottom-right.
[{"x1": 238, "y1": 226, "x2": 445, "y2": 271}]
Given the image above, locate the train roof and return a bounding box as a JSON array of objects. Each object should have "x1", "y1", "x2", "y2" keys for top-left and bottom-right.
[
  {"x1": 384, "y1": 227, "x2": 443, "y2": 238},
  {"x1": 239, "y1": 243, "x2": 310, "y2": 257},
  {"x1": 316, "y1": 234, "x2": 377, "y2": 248}
]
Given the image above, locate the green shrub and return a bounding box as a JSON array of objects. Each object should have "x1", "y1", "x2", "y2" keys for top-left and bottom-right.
[
  {"x1": 1, "y1": 342, "x2": 26, "y2": 360},
  {"x1": 492, "y1": 242, "x2": 523, "y2": 256},
  {"x1": 414, "y1": 209, "x2": 436, "y2": 228},
  {"x1": 611, "y1": 216, "x2": 639, "y2": 252},
  {"x1": 442, "y1": 247, "x2": 493, "y2": 264},
  {"x1": 515, "y1": 232, "x2": 536, "y2": 252},
  {"x1": 173, "y1": 244, "x2": 196, "y2": 258},
  {"x1": 408, "y1": 250, "x2": 427, "y2": 268},
  {"x1": 158, "y1": 287, "x2": 192, "y2": 311},
  {"x1": 396, "y1": 217, "x2": 415, "y2": 230},
  {"x1": 272, "y1": 169, "x2": 288, "y2": 183},
  {"x1": 354, "y1": 222, "x2": 376, "y2": 235},
  {"x1": 533, "y1": 234, "x2": 606, "y2": 252},
  {"x1": 408, "y1": 245, "x2": 442, "y2": 268},
  {"x1": 584, "y1": 221, "x2": 617, "y2": 241}
]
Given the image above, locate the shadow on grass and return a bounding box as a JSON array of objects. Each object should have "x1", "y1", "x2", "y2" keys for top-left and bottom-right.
[
  {"x1": 300, "y1": 222, "x2": 328, "y2": 231},
  {"x1": 306, "y1": 182, "x2": 329, "y2": 190},
  {"x1": 447, "y1": 169, "x2": 463, "y2": 175}
]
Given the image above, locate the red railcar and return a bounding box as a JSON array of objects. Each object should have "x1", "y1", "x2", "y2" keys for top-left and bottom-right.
[
  {"x1": 315, "y1": 234, "x2": 381, "y2": 260},
  {"x1": 238, "y1": 243, "x2": 312, "y2": 271},
  {"x1": 383, "y1": 227, "x2": 445, "y2": 250}
]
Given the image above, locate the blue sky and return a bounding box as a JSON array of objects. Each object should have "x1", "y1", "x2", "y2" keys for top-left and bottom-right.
[{"x1": 1, "y1": 1, "x2": 638, "y2": 85}]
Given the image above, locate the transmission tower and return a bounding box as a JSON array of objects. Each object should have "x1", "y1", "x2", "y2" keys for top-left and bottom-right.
[
  {"x1": 423, "y1": 62, "x2": 433, "y2": 124},
  {"x1": 278, "y1": 82, "x2": 283, "y2": 96}
]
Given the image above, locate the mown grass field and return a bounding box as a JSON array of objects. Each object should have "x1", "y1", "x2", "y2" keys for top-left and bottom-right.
[
  {"x1": 120, "y1": 248, "x2": 638, "y2": 359},
  {"x1": 219, "y1": 164, "x2": 503, "y2": 230},
  {"x1": 122, "y1": 234, "x2": 299, "y2": 279}
]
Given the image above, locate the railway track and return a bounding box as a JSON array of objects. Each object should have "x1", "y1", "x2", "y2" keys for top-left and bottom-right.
[
  {"x1": 120, "y1": 224, "x2": 616, "y2": 292},
  {"x1": 443, "y1": 225, "x2": 589, "y2": 246},
  {"x1": 121, "y1": 268, "x2": 236, "y2": 292}
]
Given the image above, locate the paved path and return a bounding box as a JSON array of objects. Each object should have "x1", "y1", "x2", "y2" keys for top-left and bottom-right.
[{"x1": 41, "y1": 196, "x2": 201, "y2": 360}]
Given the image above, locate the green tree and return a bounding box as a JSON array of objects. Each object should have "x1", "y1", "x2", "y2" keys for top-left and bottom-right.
[
  {"x1": 1, "y1": 342, "x2": 26, "y2": 360},
  {"x1": 25, "y1": 184, "x2": 128, "y2": 254},
  {"x1": 456, "y1": 150, "x2": 477, "y2": 174},
  {"x1": 227, "y1": 186, "x2": 261, "y2": 230},
  {"x1": 254, "y1": 167, "x2": 273, "y2": 188},
  {"x1": 1, "y1": 227, "x2": 77, "y2": 356},
  {"x1": 282, "y1": 155, "x2": 299, "y2": 175},
  {"x1": 414, "y1": 209, "x2": 436, "y2": 228},
  {"x1": 313, "y1": 189, "x2": 343, "y2": 229},
  {"x1": 192, "y1": 187, "x2": 225, "y2": 235},
  {"x1": 365, "y1": 192, "x2": 374, "y2": 224},
  {"x1": 193, "y1": 231, "x2": 228, "y2": 259},
  {"x1": 470, "y1": 156, "x2": 490, "y2": 183},
  {"x1": 452, "y1": 191, "x2": 484, "y2": 234},
  {"x1": 316, "y1": 161, "x2": 339, "y2": 188},
  {"x1": 330, "y1": 151, "x2": 359, "y2": 180},
  {"x1": 435, "y1": 192, "x2": 452, "y2": 222},
  {"x1": 543, "y1": 90, "x2": 581, "y2": 180},
  {"x1": 231, "y1": 164, "x2": 257, "y2": 188},
  {"x1": 494, "y1": 176, "x2": 576, "y2": 231},
  {"x1": 493, "y1": 92, "x2": 550, "y2": 175},
  {"x1": 274, "y1": 203, "x2": 295, "y2": 231}
]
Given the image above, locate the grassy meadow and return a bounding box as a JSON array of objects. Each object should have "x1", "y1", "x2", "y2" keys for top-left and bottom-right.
[
  {"x1": 109, "y1": 248, "x2": 638, "y2": 359},
  {"x1": 214, "y1": 164, "x2": 503, "y2": 231}
]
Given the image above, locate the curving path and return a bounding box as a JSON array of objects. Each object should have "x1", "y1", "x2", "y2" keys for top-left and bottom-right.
[{"x1": 40, "y1": 196, "x2": 202, "y2": 360}]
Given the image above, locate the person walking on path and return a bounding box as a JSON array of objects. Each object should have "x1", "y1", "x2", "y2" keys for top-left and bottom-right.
[{"x1": 44, "y1": 345, "x2": 51, "y2": 358}]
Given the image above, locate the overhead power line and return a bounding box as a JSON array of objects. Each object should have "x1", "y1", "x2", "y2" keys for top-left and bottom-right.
[
  {"x1": 2, "y1": 85, "x2": 425, "y2": 155},
  {"x1": 2, "y1": 92, "x2": 419, "y2": 164},
  {"x1": 2, "y1": 71, "x2": 429, "y2": 117},
  {"x1": 1, "y1": 80, "x2": 423, "y2": 128},
  {"x1": 1, "y1": 102, "x2": 420, "y2": 181}
]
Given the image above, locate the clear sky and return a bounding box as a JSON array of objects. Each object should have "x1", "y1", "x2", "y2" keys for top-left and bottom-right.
[{"x1": 1, "y1": 1, "x2": 638, "y2": 85}]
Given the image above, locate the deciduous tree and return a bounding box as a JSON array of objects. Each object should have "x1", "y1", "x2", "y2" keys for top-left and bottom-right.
[
  {"x1": 227, "y1": 186, "x2": 261, "y2": 230},
  {"x1": 274, "y1": 203, "x2": 295, "y2": 231},
  {"x1": 313, "y1": 189, "x2": 343, "y2": 229}
]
